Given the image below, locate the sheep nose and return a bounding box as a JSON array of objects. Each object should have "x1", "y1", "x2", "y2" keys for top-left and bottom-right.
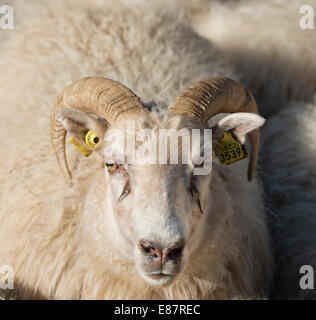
[{"x1": 138, "y1": 240, "x2": 184, "y2": 265}]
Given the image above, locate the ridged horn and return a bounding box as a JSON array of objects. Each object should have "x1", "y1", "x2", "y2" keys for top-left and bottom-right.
[
  {"x1": 168, "y1": 77, "x2": 260, "y2": 181},
  {"x1": 50, "y1": 77, "x2": 147, "y2": 183}
]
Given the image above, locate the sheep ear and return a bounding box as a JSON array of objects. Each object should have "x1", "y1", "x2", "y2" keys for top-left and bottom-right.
[
  {"x1": 215, "y1": 112, "x2": 265, "y2": 144},
  {"x1": 56, "y1": 108, "x2": 108, "y2": 147}
]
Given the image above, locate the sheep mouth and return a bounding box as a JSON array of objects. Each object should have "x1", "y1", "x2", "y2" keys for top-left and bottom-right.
[
  {"x1": 143, "y1": 272, "x2": 177, "y2": 286},
  {"x1": 147, "y1": 272, "x2": 174, "y2": 278}
]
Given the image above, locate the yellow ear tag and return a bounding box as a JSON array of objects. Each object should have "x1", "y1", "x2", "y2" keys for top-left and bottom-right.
[
  {"x1": 85, "y1": 130, "x2": 101, "y2": 148},
  {"x1": 69, "y1": 130, "x2": 100, "y2": 157},
  {"x1": 69, "y1": 137, "x2": 92, "y2": 157},
  {"x1": 217, "y1": 131, "x2": 248, "y2": 165}
]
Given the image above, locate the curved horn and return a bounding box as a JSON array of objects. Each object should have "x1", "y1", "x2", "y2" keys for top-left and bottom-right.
[
  {"x1": 50, "y1": 77, "x2": 147, "y2": 183},
  {"x1": 168, "y1": 77, "x2": 260, "y2": 181}
]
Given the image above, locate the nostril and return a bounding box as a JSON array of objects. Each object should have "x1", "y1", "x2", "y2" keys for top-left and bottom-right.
[
  {"x1": 166, "y1": 246, "x2": 184, "y2": 261},
  {"x1": 139, "y1": 240, "x2": 162, "y2": 259},
  {"x1": 140, "y1": 243, "x2": 154, "y2": 254},
  {"x1": 142, "y1": 245, "x2": 152, "y2": 254}
]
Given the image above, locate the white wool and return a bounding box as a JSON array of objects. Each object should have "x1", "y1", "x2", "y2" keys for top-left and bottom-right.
[{"x1": 0, "y1": 0, "x2": 272, "y2": 299}]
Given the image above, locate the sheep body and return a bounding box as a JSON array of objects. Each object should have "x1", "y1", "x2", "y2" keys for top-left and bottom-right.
[
  {"x1": 260, "y1": 99, "x2": 316, "y2": 299},
  {"x1": 0, "y1": 0, "x2": 271, "y2": 299}
]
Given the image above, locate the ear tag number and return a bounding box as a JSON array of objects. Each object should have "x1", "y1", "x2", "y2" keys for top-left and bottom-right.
[
  {"x1": 217, "y1": 131, "x2": 248, "y2": 165},
  {"x1": 69, "y1": 130, "x2": 100, "y2": 157}
]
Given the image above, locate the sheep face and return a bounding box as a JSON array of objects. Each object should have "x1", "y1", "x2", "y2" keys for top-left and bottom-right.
[
  {"x1": 101, "y1": 114, "x2": 208, "y2": 286},
  {"x1": 56, "y1": 104, "x2": 265, "y2": 287},
  {"x1": 106, "y1": 163, "x2": 207, "y2": 286}
]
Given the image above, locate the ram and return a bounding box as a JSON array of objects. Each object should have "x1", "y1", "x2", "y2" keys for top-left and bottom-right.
[{"x1": 0, "y1": 0, "x2": 272, "y2": 299}]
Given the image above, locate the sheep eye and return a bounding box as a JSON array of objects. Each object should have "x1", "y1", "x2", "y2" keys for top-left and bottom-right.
[
  {"x1": 105, "y1": 161, "x2": 118, "y2": 172},
  {"x1": 189, "y1": 183, "x2": 203, "y2": 214},
  {"x1": 189, "y1": 183, "x2": 199, "y2": 197}
]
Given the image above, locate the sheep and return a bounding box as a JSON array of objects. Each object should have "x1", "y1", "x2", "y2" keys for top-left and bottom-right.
[
  {"x1": 259, "y1": 98, "x2": 316, "y2": 299},
  {"x1": 189, "y1": 0, "x2": 316, "y2": 117},
  {"x1": 0, "y1": 0, "x2": 272, "y2": 299}
]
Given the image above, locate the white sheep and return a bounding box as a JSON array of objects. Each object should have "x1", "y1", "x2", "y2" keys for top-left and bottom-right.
[
  {"x1": 190, "y1": 0, "x2": 316, "y2": 117},
  {"x1": 0, "y1": 0, "x2": 272, "y2": 299}
]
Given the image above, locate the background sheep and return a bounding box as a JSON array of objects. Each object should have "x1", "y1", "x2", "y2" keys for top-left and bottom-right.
[
  {"x1": 0, "y1": 0, "x2": 272, "y2": 299},
  {"x1": 187, "y1": 0, "x2": 316, "y2": 117},
  {"x1": 260, "y1": 100, "x2": 316, "y2": 299}
]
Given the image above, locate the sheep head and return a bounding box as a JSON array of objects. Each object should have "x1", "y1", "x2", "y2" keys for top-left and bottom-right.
[{"x1": 50, "y1": 77, "x2": 265, "y2": 287}]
